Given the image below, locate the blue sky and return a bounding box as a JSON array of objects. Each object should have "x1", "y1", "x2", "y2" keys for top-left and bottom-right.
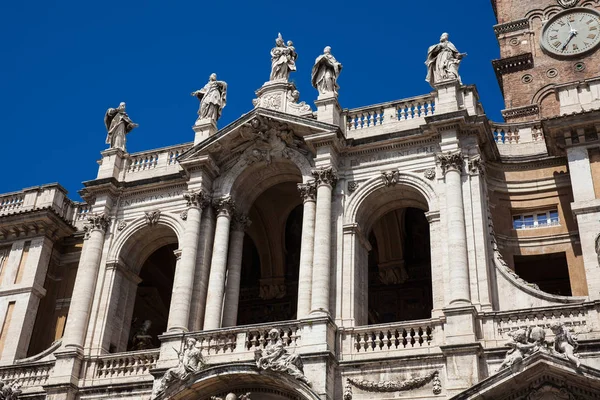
[{"x1": 0, "y1": 1, "x2": 503, "y2": 200}]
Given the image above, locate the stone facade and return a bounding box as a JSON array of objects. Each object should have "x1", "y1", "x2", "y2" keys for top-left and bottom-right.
[{"x1": 2, "y1": 1, "x2": 600, "y2": 399}]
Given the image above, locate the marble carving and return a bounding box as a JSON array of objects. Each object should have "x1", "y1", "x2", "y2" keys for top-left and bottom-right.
[
  {"x1": 211, "y1": 394, "x2": 251, "y2": 400},
  {"x1": 192, "y1": 73, "x2": 227, "y2": 122},
  {"x1": 311, "y1": 46, "x2": 342, "y2": 95},
  {"x1": 0, "y1": 380, "x2": 22, "y2": 400},
  {"x1": 425, "y1": 33, "x2": 466, "y2": 87},
  {"x1": 255, "y1": 329, "x2": 310, "y2": 385},
  {"x1": 104, "y1": 102, "x2": 139, "y2": 151},
  {"x1": 270, "y1": 33, "x2": 297, "y2": 81},
  {"x1": 155, "y1": 338, "x2": 205, "y2": 396},
  {"x1": 347, "y1": 371, "x2": 440, "y2": 393}
]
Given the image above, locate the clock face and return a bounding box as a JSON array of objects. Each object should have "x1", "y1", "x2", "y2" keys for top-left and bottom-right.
[{"x1": 541, "y1": 8, "x2": 600, "y2": 56}]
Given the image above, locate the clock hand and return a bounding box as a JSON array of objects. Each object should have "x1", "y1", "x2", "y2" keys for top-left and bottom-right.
[{"x1": 562, "y1": 31, "x2": 577, "y2": 51}]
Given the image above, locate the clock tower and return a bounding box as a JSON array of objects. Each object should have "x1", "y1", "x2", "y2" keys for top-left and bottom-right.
[{"x1": 492, "y1": 0, "x2": 600, "y2": 122}]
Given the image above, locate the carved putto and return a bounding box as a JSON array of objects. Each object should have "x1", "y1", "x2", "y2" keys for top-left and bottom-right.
[
  {"x1": 425, "y1": 33, "x2": 466, "y2": 87},
  {"x1": 270, "y1": 33, "x2": 297, "y2": 81},
  {"x1": 145, "y1": 210, "x2": 161, "y2": 226},
  {"x1": 191, "y1": 73, "x2": 227, "y2": 123},
  {"x1": 550, "y1": 321, "x2": 580, "y2": 368},
  {"x1": 382, "y1": 170, "x2": 399, "y2": 186},
  {"x1": 155, "y1": 338, "x2": 205, "y2": 396},
  {"x1": 255, "y1": 328, "x2": 309, "y2": 385},
  {"x1": 211, "y1": 394, "x2": 251, "y2": 400},
  {"x1": 104, "y1": 102, "x2": 139, "y2": 151},
  {"x1": 0, "y1": 380, "x2": 22, "y2": 400},
  {"x1": 311, "y1": 46, "x2": 342, "y2": 96}
]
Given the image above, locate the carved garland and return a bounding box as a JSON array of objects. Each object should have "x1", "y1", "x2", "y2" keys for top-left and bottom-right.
[{"x1": 347, "y1": 371, "x2": 440, "y2": 394}]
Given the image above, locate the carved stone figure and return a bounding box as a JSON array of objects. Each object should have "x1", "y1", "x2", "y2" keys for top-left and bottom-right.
[
  {"x1": 131, "y1": 320, "x2": 153, "y2": 350},
  {"x1": 425, "y1": 33, "x2": 466, "y2": 87},
  {"x1": 270, "y1": 33, "x2": 297, "y2": 81},
  {"x1": 145, "y1": 210, "x2": 161, "y2": 226},
  {"x1": 192, "y1": 73, "x2": 227, "y2": 122},
  {"x1": 211, "y1": 393, "x2": 251, "y2": 400},
  {"x1": 499, "y1": 329, "x2": 537, "y2": 372},
  {"x1": 104, "y1": 102, "x2": 139, "y2": 151},
  {"x1": 549, "y1": 322, "x2": 580, "y2": 368},
  {"x1": 156, "y1": 338, "x2": 205, "y2": 395},
  {"x1": 255, "y1": 328, "x2": 309, "y2": 384},
  {"x1": 311, "y1": 46, "x2": 342, "y2": 95},
  {"x1": 0, "y1": 380, "x2": 22, "y2": 400}
]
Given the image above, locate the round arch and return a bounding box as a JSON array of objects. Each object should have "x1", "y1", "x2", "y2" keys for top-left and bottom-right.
[
  {"x1": 344, "y1": 172, "x2": 438, "y2": 234},
  {"x1": 159, "y1": 364, "x2": 321, "y2": 400}
]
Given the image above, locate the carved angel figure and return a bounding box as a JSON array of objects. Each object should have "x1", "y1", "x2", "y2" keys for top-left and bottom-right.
[
  {"x1": 311, "y1": 46, "x2": 342, "y2": 95},
  {"x1": 549, "y1": 322, "x2": 580, "y2": 368},
  {"x1": 0, "y1": 380, "x2": 22, "y2": 400},
  {"x1": 156, "y1": 338, "x2": 205, "y2": 394},
  {"x1": 256, "y1": 329, "x2": 309, "y2": 385},
  {"x1": 270, "y1": 33, "x2": 297, "y2": 81},
  {"x1": 211, "y1": 393, "x2": 251, "y2": 400},
  {"x1": 192, "y1": 73, "x2": 227, "y2": 122},
  {"x1": 425, "y1": 33, "x2": 466, "y2": 87},
  {"x1": 104, "y1": 102, "x2": 139, "y2": 150},
  {"x1": 499, "y1": 329, "x2": 537, "y2": 372}
]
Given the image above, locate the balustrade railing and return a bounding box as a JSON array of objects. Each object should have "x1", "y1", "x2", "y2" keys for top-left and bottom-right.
[
  {"x1": 128, "y1": 152, "x2": 159, "y2": 173},
  {"x1": 0, "y1": 361, "x2": 53, "y2": 388},
  {"x1": 490, "y1": 305, "x2": 590, "y2": 338},
  {"x1": 491, "y1": 122, "x2": 544, "y2": 144},
  {"x1": 74, "y1": 202, "x2": 90, "y2": 221},
  {"x1": 0, "y1": 193, "x2": 24, "y2": 215},
  {"x1": 346, "y1": 95, "x2": 435, "y2": 132},
  {"x1": 94, "y1": 350, "x2": 159, "y2": 379},
  {"x1": 125, "y1": 143, "x2": 192, "y2": 177}
]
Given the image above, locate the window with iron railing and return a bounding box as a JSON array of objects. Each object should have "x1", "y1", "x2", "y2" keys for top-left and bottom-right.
[{"x1": 512, "y1": 209, "x2": 559, "y2": 230}]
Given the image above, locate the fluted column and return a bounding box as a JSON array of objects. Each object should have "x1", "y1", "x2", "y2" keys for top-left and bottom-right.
[
  {"x1": 63, "y1": 213, "x2": 109, "y2": 349},
  {"x1": 437, "y1": 151, "x2": 471, "y2": 305},
  {"x1": 167, "y1": 190, "x2": 207, "y2": 332},
  {"x1": 296, "y1": 181, "x2": 317, "y2": 319},
  {"x1": 310, "y1": 168, "x2": 337, "y2": 316},
  {"x1": 203, "y1": 196, "x2": 235, "y2": 330},
  {"x1": 221, "y1": 214, "x2": 251, "y2": 327}
]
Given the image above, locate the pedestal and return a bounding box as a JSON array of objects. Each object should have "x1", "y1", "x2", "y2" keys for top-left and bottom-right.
[
  {"x1": 433, "y1": 79, "x2": 461, "y2": 114},
  {"x1": 314, "y1": 93, "x2": 342, "y2": 126},
  {"x1": 96, "y1": 148, "x2": 126, "y2": 180},
  {"x1": 192, "y1": 118, "x2": 218, "y2": 145},
  {"x1": 252, "y1": 80, "x2": 312, "y2": 116}
]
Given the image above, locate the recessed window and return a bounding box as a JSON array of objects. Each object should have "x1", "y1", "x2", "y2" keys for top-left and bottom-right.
[{"x1": 512, "y1": 209, "x2": 559, "y2": 230}]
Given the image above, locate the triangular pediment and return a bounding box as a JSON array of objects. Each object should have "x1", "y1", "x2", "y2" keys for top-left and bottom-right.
[
  {"x1": 452, "y1": 352, "x2": 600, "y2": 400},
  {"x1": 179, "y1": 108, "x2": 339, "y2": 171}
]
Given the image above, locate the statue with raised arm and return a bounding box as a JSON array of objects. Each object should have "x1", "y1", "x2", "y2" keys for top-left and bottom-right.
[
  {"x1": 104, "y1": 102, "x2": 138, "y2": 151},
  {"x1": 311, "y1": 46, "x2": 342, "y2": 96},
  {"x1": 191, "y1": 73, "x2": 227, "y2": 122},
  {"x1": 270, "y1": 33, "x2": 297, "y2": 81},
  {"x1": 256, "y1": 329, "x2": 309, "y2": 385},
  {"x1": 425, "y1": 33, "x2": 466, "y2": 87}
]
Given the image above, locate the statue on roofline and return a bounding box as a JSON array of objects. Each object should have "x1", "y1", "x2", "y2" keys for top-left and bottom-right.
[
  {"x1": 270, "y1": 33, "x2": 297, "y2": 81},
  {"x1": 425, "y1": 32, "x2": 466, "y2": 87},
  {"x1": 311, "y1": 46, "x2": 342, "y2": 96},
  {"x1": 191, "y1": 73, "x2": 227, "y2": 123},
  {"x1": 104, "y1": 102, "x2": 139, "y2": 151}
]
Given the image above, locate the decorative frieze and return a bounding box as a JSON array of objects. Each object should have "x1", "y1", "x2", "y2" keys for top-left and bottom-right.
[
  {"x1": 436, "y1": 151, "x2": 464, "y2": 174},
  {"x1": 502, "y1": 104, "x2": 539, "y2": 120},
  {"x1": 344, "y1": 379, "x2": 353, "y2": 400},
  {"x1": 213, "y1": 196, "x2": 236, "y2": 217},
  {"x1": 145, "y1": 210, "x2": 161, "y2": 227},
  {"x1": 184, "y1": 190, "x2": 209, "y2": 209},
  {"x1": 492, "y1": 53, "x2": 533, "y2": 76},
  {"x1": 493, "y1": 18, "x2": 529, "y2": 36},
  {"x1": 312, "y1": 167, "x2": 338, "y2": 188},
  {"x1": 297, "y1": 182, "x2": 317, "y2": 202}
]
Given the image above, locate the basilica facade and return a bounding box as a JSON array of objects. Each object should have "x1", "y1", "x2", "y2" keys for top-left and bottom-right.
[{"x1": 2, "y1": 0, "x2": 600, "y2": 399}]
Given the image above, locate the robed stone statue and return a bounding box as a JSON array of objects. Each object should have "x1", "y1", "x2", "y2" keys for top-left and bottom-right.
[
  {"x1": 104, "y1": 102, "x2": 138, "y2": 151},
  {"x1": 191, "y1": 73, "x2": 227, "y2": 122},
  {"x1": 425, "y1": 33, "x2": 466, "y2": 87},
  {"x1": 270, "y1": 33, "x2": 297, "y2": 81},
  {"x1": 311, "y1": 46, "x2": 342, "y2": 95}
]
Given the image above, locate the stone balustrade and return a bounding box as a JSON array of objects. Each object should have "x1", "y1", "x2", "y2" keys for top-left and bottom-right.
[
  {"x1": 124, "y1": 143, "x2": 192, "y2": 182},
  {"x1": 0, "y1": 193, "x2": 24, "y2": 215},
  {"x1": 490, "y1": 121, "x2": 547, "y2": 157},
  {"x1": 0, "y1": 184, "x2": 77, "y2": 222},
  {"x1": 83, "y1": 350, "x2": 160, "y2": 383},
  {"x1": 481, "y1": 302, "x2": 600, "y2": 347},
  {"x1": 338, "y1": 318, "x2": 443, "y2": 361},
  {"x1": 345, "y1": 94, "x2": 436, "y2": 137},
  {"x1": 0, "y1": 360, "x2": 53, "y2": 390}
]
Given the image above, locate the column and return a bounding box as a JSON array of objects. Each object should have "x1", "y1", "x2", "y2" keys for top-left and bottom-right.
[
  {"x1": 62, "y1": 213, "x2": 109, "y2": 349},
  {"x1": 310, "y1": 168, "x2": 337, "y2": 316},
  {"x1": 167, "y1": 190, "x2": 206, "y2": 332},
  {"x1": 221, "y1": 214, "x2": 251, "y2": 327},
  {"x1": 203, "y1": 196, "x2": 235, "y2": 330},
  {"x1": 296, "y1": 182, "x2": 317, "y2": 319},
  {"x1": 437, "y1": 151, "x2": 471, "y2": 305}
]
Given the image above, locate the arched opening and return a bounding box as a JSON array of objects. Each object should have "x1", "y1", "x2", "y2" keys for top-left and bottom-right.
[
  {"x1": 106, "y1": 224, "x2": 178, "y2": 353},
  {"x1": 236, "y1": 183, "x2": 302, "y2": 325},
  {"x1": 367, "y1": 207, "x2": 432, "y2": 324}
]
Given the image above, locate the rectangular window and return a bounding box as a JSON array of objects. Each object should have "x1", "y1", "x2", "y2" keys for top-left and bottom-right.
[
  {"x1": 0, "y1": 302, "x2": 15, "y2": 357},
  {"x1": 512, "y1": 209, "x2": 560, "y2": 230}
]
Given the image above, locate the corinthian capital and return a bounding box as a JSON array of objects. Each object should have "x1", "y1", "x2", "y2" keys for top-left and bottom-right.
[
  {"x1": 213, "y1": 196, "x2": 235, "y2": 217},
  {"x1": 297, "y1": 181, "x2": 317, "y2": 202},
  {"x1": 85, "y1": 213, "x2": 110, "y2": 233},
  {"x1": 183, "y1": 190, "x2": 209, "y2": 209},
  {"x1": 311, "y1": 167, "x2": 338, "y2": 188},
  {"x1": 232, "y1": 214, "x2": 252, "y2": 232},
  {"x1": 436, "y1": 151, "x2": 464, "y2": 174}
]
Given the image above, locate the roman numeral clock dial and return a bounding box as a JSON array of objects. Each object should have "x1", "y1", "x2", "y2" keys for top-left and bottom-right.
[{"x1": 542, "y1": 8, "x2": 600, "y2": 56}]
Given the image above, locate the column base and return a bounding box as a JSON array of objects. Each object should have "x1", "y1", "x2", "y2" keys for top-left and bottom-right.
[{"x1": 309, "y1": 308, "x2": 330, "y2": 317}]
